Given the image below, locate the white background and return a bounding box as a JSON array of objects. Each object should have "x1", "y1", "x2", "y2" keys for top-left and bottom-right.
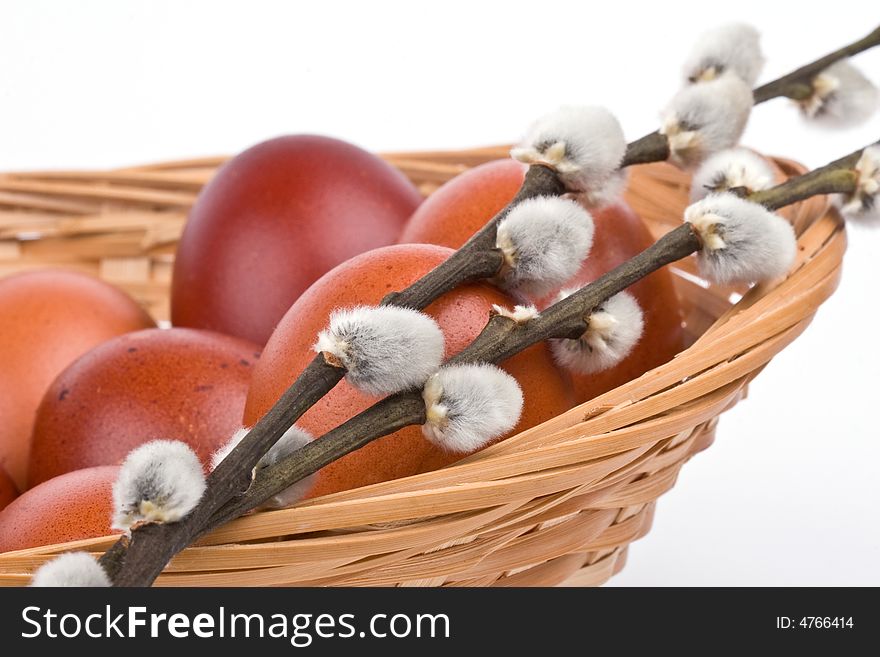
[{"x1": 1, "y1": 1, "x2": 878, "y2": 585}]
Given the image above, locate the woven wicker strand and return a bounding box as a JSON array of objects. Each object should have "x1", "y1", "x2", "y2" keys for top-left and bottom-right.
[{"x1": 0, "y1": 149, "x2": 842, "y2": 586}]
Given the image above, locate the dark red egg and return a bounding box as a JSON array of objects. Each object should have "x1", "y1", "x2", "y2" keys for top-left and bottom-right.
[
  {"x1": 171, "y1": 135, "x2": 423, "y2": 345},
  {"x1": 0, "y1": 466, "x2": 17, "y2": 512}
]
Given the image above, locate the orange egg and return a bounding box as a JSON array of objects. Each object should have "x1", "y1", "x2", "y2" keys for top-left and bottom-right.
[
  {"x1": 27, "y1": 328, "x2": 259, "y2": 487},
  {"x1": 0, "y1": 270, "x2": 154, "y2": 490},
  {"x1": 399, "y1": 159, "x2": 526, "y2": 248},
  {"x1": 0, "y1": 466, "x2": 17, "y2": 512},
  {"x1": 244, "y1": 244, "x2": 574, "y2": 498},
  {"x1": 399, "y1": 159, "x2": 685, "y2": 404},
  {"x1": 0, "y1": 466, "x2": 119, "y2": 552}
]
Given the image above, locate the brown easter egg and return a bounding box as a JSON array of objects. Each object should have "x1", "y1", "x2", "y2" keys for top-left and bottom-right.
[
  {"x1": 0, "y1": 466, "x2": 17, "y2": 512},
  {"x1": 27, "y1": 328, "x2": 259, "y2": 487},
  {"x1": 399, "y1": 159, "x2": 526, "y2": 247},
  {"x1": 0, "y1": 270, "x2": 154, "y2": 490},
  {"x1": 0, "y1": 466, "x2": 120, "y2": 552},
  {"x1": 398, "y1": 159, "x2": 686, "y2": 404},
  {"x1": 244, "y1": 244, "x2": 574, "y2": 498},
  {"x1": 171, "y1": 135, "x2": 423, "y2": 345}
]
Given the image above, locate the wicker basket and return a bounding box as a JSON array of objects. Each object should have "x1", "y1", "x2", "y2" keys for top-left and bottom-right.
[{"x1": 0, "y1": 148, "x2": 841, "y2": 586}]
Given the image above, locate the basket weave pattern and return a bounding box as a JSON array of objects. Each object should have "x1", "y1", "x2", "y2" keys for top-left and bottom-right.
[{"x1": 0, "y1": 149, "x2": 842, "y2": 586}]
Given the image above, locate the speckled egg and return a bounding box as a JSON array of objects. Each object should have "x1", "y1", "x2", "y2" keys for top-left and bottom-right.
[
  {"x1": 244, "y1": 243, "x2": 574, "y2": 498},
  {"x1": 398, "y1": 159, "x2": 686, "y2": 404},
  {"x1": 0, "y1": 466, "x2": 119, "y2": 552},
  {"x1": 0, "y1": 270, "x2": 154, "y2": 490},
  {"x1": 27, "y1": 328, "x2": 259, "y2": 487}
]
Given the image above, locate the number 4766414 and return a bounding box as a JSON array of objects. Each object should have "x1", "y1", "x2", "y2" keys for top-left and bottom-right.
[{"x1": 776, "y1": 617, "x2": 854, "y2": 629}]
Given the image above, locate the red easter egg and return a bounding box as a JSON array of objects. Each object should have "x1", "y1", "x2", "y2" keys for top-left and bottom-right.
[
  {"x1": 399, "y1": 159, "x2": 686, "y2": 403},
  {"x1": 400, "y1": 159, "x2": 526, "y2": 248},
  {"x1": 244, "y1": 244, "x2": 574, "y2": 498},
  {"x1": 27, "y1": 328, "x2": 259, "y2": 487},
  {"x1": 0, "y1": 466, "x2": 17, "y2": 512},
  {"x1": 172, "y1": 135, "x2": 423, "y2": 345},
  {"x1": 0, "y1": 466, "x2": 120, "y2": 552},
  {"x1": 0, "y1": 270, "x2": 154, "y2": 490}
]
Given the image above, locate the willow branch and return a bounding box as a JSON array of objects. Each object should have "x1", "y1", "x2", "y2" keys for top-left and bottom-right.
[
  {"x1": 205, "y1": 224, "x2": 700, "y2": 529},
  {"x1": 208, "y1": 394, "x2": 427, "y2": 529},
  {"x1": 205, "y1": 146, "x2": 868, "y2": 535},
  {"x1": 621, "y1": 26, "x2": 880, "y2": 168},
  {"x1": 109, "y1": 135, "x2": 871, "y2": 587},
  {"x1": 383, "y1": 164, "x2": 564, "y2": 308},
  {"x1": 111, "y1": 145, "x2": 867, "y2": 586},
  {"x1": 621, "y1": 132, "x2": 671, "y2": 167},
  {"x1": 753, "y1": 25, "x2": 880, "y2": 103},
  {"x1": 749, "y1": 146, "x2": 870, "y2": 210},
  {"x1": 100, "y1": 164, "x2": 564, "y2": 584}
]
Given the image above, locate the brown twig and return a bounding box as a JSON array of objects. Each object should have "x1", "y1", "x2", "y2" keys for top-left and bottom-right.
[
  {"x1": 381, "y1": 165, "x2": 563, "y2": 308},
  {"x1": 749, "y1": 147, "x2": 868, "y2": 210},
  {"x1": 100, "y1": 25, "x2": 880, "y2": 582},
  {"x1": 110, "y1": 146, "x2": 869, "y2": 587},
  {"x1": 100, "y1": 164, "x2": 564, "y2": 583},
  {"x1": 205, "y1": 224, "x2": 701, "y2": 530},
  {"x1": 213, "y1": 148, "x2": 869, "y2": 520},
  {"x1": 622, "y1": 132, "x2": 672, "y2": 168},
  {"x1": 108, "y1": 135, "x2": 869, "y2": 584},
  {"x1": 214, "y1": 226, "x2": 701, "y2": 515},
  {"x1": 620, "y1": 25, "x2": 880, "y2": 168},
  {"x1": 105, "y1": 231, "x2": 696, "y2": 586},
  {"x1": 752, "y1": 25, "x2": 880, "y2": 104}
]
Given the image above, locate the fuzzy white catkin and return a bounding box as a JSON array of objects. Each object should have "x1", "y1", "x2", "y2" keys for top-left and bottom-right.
[
  {"x1": 586, "y1": 169, "x2": 630, "y2": 208},
  {"x1": 112, "y1": 440, "x2": 206, "y2": 531},
  {"x1": 800, "y1": 60, "x2": 879, "y2": 128},
  {"x1": 30, "y1": 552, "x2": 111, "y2": 587},
  {"x1": 510, "y1": 106, "x2": 627, "y2": 205},
  {"x1": 211, "y1": 425, "x2": 317, "y2": 507},
  {"x1": 661, "y1": 73, "x2": 754, "y2": 168},
  {"x1": 495, "y1": 196, "x2": 594, "y2": 298},
  {"x1": 491, "y1": 304, "x2": 539, "y2": 324},
  {"x1": 314, "y1": 306, "x2": 445, "y2": 396},
  {"x1": 682, "y1": 23, "x2": 764, "y2": 86},
  {"x1": 210, "y1": 426, "x2": 249, "y2": 472},
  {"x1": 690, "y1": 148, "x2": 776, "y2": 201},
  {"x1": 837, "y1": 145, "x2": 880, "y2": 225},
  {"x1": 550, "y1": 291, "x2": 644, "y2": 374},
  {"x1": 421, "y1": 364, "x2": 523, "y2": 454},
  {"x1": 685, "y1": 193, "x2": 796, "y2": 284},
  {"x1": 255, "y1": 425, "x2": 316, "y2": 509}
]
